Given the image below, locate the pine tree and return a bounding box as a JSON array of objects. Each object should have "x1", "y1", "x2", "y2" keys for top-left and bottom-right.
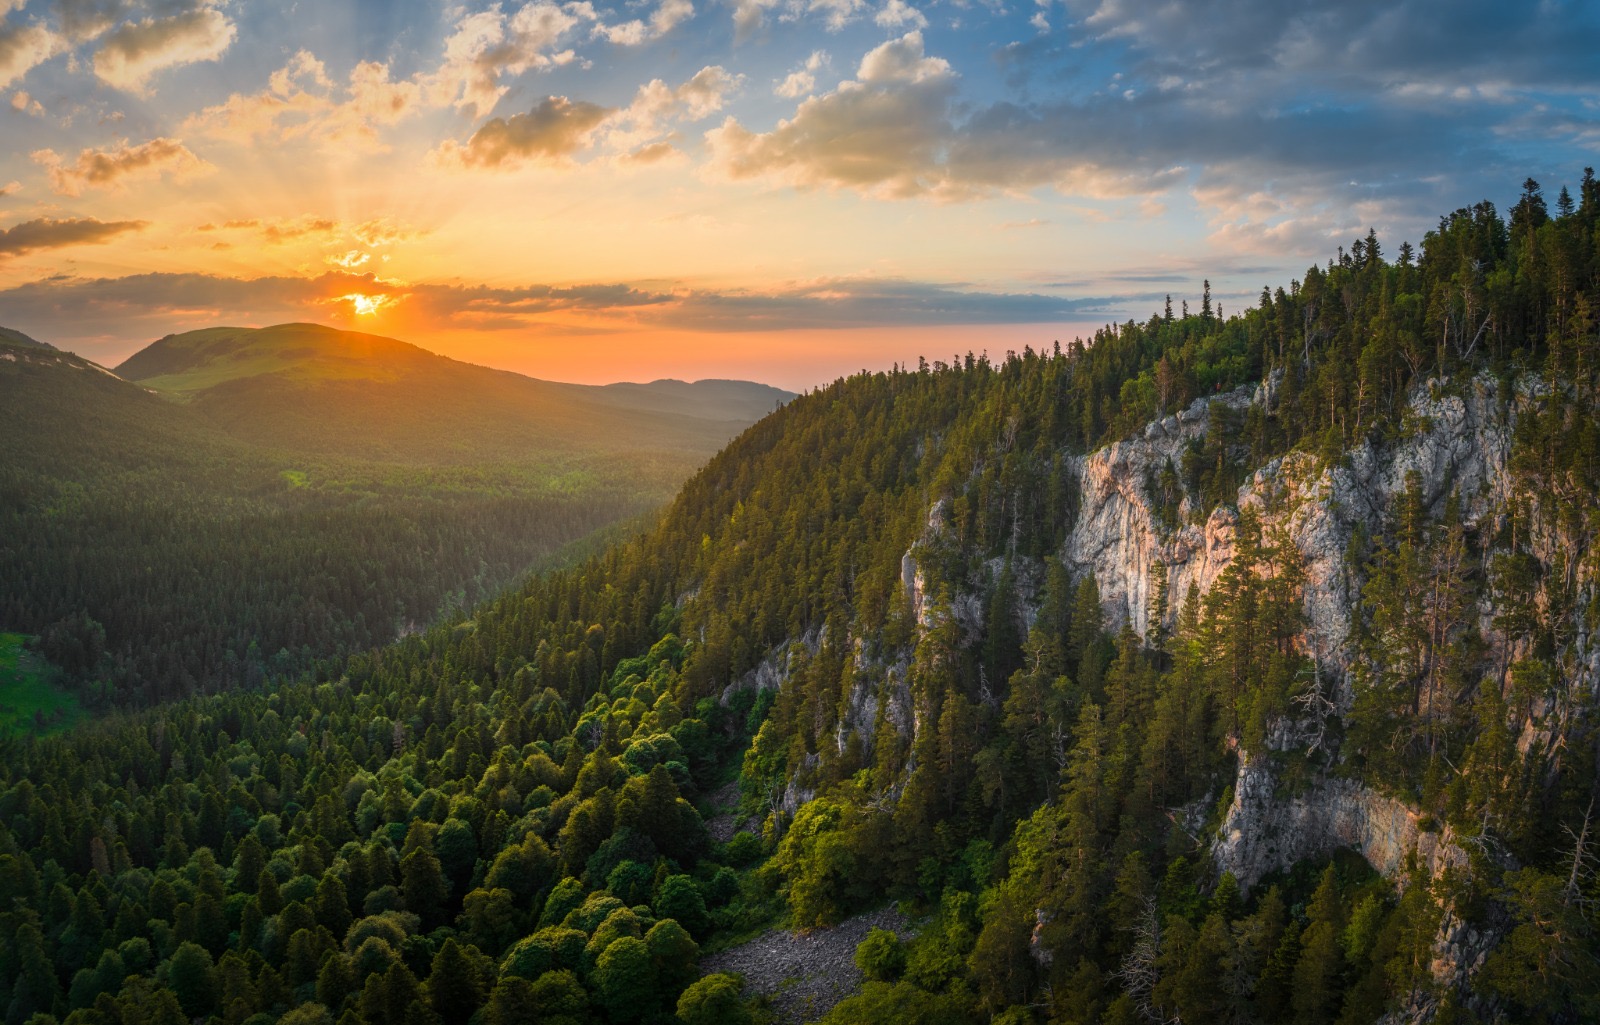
[
  {"x1": 427, "y1": 939, "x2": 483, "y2": 1025},
  {"x1": 168, "y1": 940, "x2": 220, "y2": 1019},
  {"x1": 1292, "y1": 867, "x2": 1346, "y2": 1025},
  {"x1": 401, "y1": 848, "x2": 448, "y2": 928}
]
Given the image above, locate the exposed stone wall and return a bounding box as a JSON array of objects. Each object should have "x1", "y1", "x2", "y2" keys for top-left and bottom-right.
[{"x1": 1213, "y1": 750, "x2": 1468, "y2": 893}]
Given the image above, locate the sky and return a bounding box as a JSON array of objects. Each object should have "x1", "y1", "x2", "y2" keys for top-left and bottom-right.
[{"x1": 1, "y1": 0, "x2": 1597, "y2": 389}]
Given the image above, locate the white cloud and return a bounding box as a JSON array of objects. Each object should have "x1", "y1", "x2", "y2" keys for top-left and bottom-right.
[
  {"x1": 875, "y1": 0, "x2": 926, "y2": 29},
  {"x1": 429, "y1": 2, "x2": 596, "y2": 117},
  {"x1": 802, "y1": 0, "x2": 865, "y2": 31},
  {"x1": 775, "y1": 49, "x2": 827, "y2": 98},
  {"x1": 856, "y1": 30, "x2": 949, "y2": 82},
  {"x1": 729, "y1": 0, "x2": 870, "y2": 37},
  {"x1": 707, "y1": 33, "x2": 957, "y2": 198},
  {"x1": 183, "y1": 51, "x2": 428, "y2": 150},
  {"x1": 597, "y1": 0, "x2": 695, "y2": 45},
  {"x1": 609, "y1": 64, "x2": 741, "y2": 153}
]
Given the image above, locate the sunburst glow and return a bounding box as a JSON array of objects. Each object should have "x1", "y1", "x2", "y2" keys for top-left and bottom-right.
[{"x1": 337, "y1": 293, "x2": 398, "y2": 317}]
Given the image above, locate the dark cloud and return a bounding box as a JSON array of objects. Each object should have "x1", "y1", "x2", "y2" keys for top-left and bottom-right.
[
  {"x1": 0, "y1": 216, "x2": 147, "y2": 258},
  {"x1": 658, "y1": 279, "x2": 1115, "y2": 331},
  {"x1": 53, "y1": 0, "x2": 127, "y2": 42},
  {"x1": 0, "y1": 269, "x2": 1128, "y2": 348},
  {"x1": 1059, "y1": 0, "x2": 1600, "y2": 96},
  {"x1": 92, "y1": 5, "x2": 235, "y2": 92},
  {"x1": 32, "y1": 136, "x2": 211, "y2": 195},
  {"x1": 0, "y1": 18, "x2": 62, "y2": 89},
  {"x1": 700, "y1": 2, "x2": 1596, "y2": 264},
  {"x1": 440, "y1": 96, "x2": 613, "y2": 167}
]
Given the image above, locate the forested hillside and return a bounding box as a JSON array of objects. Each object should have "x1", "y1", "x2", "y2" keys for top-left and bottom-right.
[
  {"x1": 3, "y1": 170, "x2": 1599, "y2": 1025},
  {"x1": 0, "y1": 333, "x2": 782, "y2": 710}
]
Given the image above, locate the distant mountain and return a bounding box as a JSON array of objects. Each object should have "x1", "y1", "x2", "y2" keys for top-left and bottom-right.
[
  {"x1": 115, "y1": 323, "x2": 793, "y2": 465},
  {"x1": 0, "y1": 326, "x2": 55, "y2": 350},
  {"x1": 592, "y1": 378, "x2": 792, "y2": 423}
]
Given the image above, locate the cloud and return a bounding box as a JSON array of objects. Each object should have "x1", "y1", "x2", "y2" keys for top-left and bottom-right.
[
  {"x1": 337, "y1": 59, "x2": 424, "y2": 132},
  {"x1": 351, "y1": 219, "x2": 417, "y2": 248},
  {"x1": 657, "y1": 277, "x2": 1110, "y2": 330},
  {"x1": 727, "y1": 0, "x2": 872, "y2": 38},
  {"x1": 254, "y1": 217, "x2": 339, "y2": 243},
  {"x1": 874, "y1": 0, "x2": 925, "y2": 29},
  {"x1": 429, "y1": 2, "x2": 597, "y2": 117},
  {"x1": 0, "y1": 268, "x2": 1122, "y2": 339},
  {"x1": 326, "y1": 250, "x2": 371, "y2": 270},
  {"x1": 706, "y1": 32, "x2": 958, "y2": 197},
  {"x1": 0, "y1": 216, "x2": 147, "y2": 258},
  {"x1": 92, "y1": 6, "x2": 236, "y2": 94},
  {"x1": 1060, "y1": 0, "x2": 1600, "y2": 99},
  {"x1": 597, "y1": 0, "x2": 695, "y2": 45},
  {"x1": 856, "y1": 29, "x2": 948, "y2": 83},
  {"x1": 436, "y1": 95, "x2": 614, "y2": 168},
  {"x1": 0, "y1": 180, "x2": 19, "y2": 196},
  {"x1": 180, "y1": 51, "x2": 333, "y2": 143},
  {"x1": 183, "y1": 51, "x2": 429, "y2": 149},
  {"x1": 54, "y1": 0, "x2": 125, "y2": 42},
  {"x1": 775, "y1": 50, "x2": 827, "y2": 98},
  {"x1": 10, "y1": 88, "x2": 41, "y2": 114},
  {"x1": 0, "y1": 19, "x2": 63, "y2": 89},
  {"x1": 622, "y1": 65, "x2": 740, "y2": 129},
  {"x1": 728, "y1": 0, "x2": 778, "y2": 39},
  {"x1": 197, "y1": 216, "x2": 418, "y2": 251},
  {"x1": 33, "y1": 137, "x2": 213, "y2": 196},
  {"x1": 603, "y1": 65, "x2": 741, "y2": 156}
]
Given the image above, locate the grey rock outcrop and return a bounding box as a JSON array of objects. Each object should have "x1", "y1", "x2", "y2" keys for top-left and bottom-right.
[
  {"x1": 1213, "y1": 749, "x2": 1468, "y2": 893},
  {"x1": 1063, "y1": 376, "x2": 1512, "y2": 685}
]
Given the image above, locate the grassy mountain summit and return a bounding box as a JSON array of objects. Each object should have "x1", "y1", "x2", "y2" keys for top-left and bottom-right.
[
  {"x1": 114, "y1": 323, "x2": 790, "y2": 465},
  {"x1": 0, "y1": 326, "x2": 53, "y2": 349}
]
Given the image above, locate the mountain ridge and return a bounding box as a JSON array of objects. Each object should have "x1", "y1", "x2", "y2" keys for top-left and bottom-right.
[{"x1": 106, "y1": 322, "x2": 792, "y2": 465}]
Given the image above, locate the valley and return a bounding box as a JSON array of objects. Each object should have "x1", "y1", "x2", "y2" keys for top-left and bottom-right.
[{"x1": 0, "y1": 327, "x2": 787, "y2": 710}]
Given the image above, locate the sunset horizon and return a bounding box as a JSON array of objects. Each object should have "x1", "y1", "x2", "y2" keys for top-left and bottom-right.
[{"x1": 5, "y1": 1, "x2": 1594, "y2": 389}]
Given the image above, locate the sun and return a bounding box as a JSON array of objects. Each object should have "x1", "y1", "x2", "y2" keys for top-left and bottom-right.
[{"x1": 336, "y1": 292, "x2": 399, "y2": 317}]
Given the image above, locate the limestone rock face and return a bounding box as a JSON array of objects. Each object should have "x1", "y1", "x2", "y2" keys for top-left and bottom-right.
[
  {"x1": 1213, "y1": 749, "x2": 1468, "y2": 893},
  {"x1": 1063, "y1": 388, "x2": 1253, "y2": 640},
  {"x1": 1062, "y1": 376, "x2": 1511, "y2": 688},
  {"x1": 1061, "y1": 378, "x2": 1513, "y2": 898}
]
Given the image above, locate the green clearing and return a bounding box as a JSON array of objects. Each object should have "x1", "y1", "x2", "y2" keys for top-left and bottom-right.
[{"x1": 0, "y1": 632, "x2": 81, "y2": 736}]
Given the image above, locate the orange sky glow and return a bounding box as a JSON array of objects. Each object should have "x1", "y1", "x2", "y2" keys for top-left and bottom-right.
[{"x1": 2, "y1": 1, "x2": 1592, "y2": 389}]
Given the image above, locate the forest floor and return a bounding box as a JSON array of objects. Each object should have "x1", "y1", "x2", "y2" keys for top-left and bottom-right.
[
  {"x1": 0, "y1": 633, "x2": 80, "y2": 736},
  {"x1": 699, "y1": 906, "x2": 912, "y2": 1023},
  {"x1": 704, "y1": 779, "x2": 757, "y2": 843}
]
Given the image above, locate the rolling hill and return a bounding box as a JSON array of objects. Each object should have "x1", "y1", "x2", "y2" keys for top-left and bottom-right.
[{"x1": 114, "y1": 323, "x2": 790, "y2": 465}]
